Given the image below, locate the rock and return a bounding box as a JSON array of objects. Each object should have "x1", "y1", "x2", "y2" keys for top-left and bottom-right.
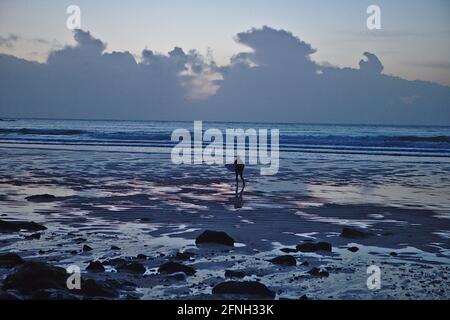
[
  {"x1": 159, "y1": 262, "x2": 196, "y2": 276},
  {"x1": 86, "y1": 261, "x2": 105, "y2": 272},
  {"x1": 212, "y1": 281, "x2": 275, "y2": 298},
  {"x1": 224, "y1": 270, "x2": 246, "y2": 279},
  {"x1": 74, "y1": 237, "x2": 86, "y2": 243},
  {"x1": 280, "y1": 247, "x2": 298, "y2": 253},
  {"x1": 25, "y1": 194, "x2": 57, "y2": 203},
  {"x1": 0, "y1": 219, "x2": 47, "y2": 232},
  {"x1": 80, "y1": 279, "x2": 118, "y2": 298},
  {"x1": 0, "y1": 253, "x2": 25, "y2": 268},
  {"x1": 195, "y1": 230, "x2": 234, "y2": 247},
  {"x1": 117, "y1": 262, "x2": 146, "y2": 274},
  {"x1": 308, "y1": 267, "x2": 329, "y2": 278},
  {"x1": 105, "y1": 258, "x2": 127, "y2": 266},
  {"x1": 24, "y1": 233, "x2": 41, "y2": 240},
  {"x1": 299, "y1": 294, "x2": 309, "y2": 300},
  {"x1": 110, "y1": 245, "x2": 120, "y2": 251},
  {"x1": 390, "y1": 252, "x2": 398, "y2": 257},
  {"x1": 296, "y1": 242, "x2": 332, "y2": 252},
  {"x1": 3, "y1": 261, "x2": 68, "y2": 294},
  {"x1": 340, "y1": 227, "x2": 372, "y2": 239},
  {"x1": 166, "y1": 272, "x2": 187, "y2": 281},
  {"x1": 270, "y1": 255, "x2": 296, "y2": 266},
  {"x1": 348, "y1": 246, "x2": 359, "y2": 252},
  {"x1": 136, "y1": 254, "x2": 148, "y2": 260},
  {"x1": 82, "y1": 244, "x2": 93, "y2": 252},
  {"x1": 174, "y1": 251, "x2": 194, "y2": 261}
]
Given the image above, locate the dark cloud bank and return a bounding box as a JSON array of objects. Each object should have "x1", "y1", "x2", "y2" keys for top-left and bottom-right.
[{"x1": 1, "y1": 26, "x2": 449, "y2": 125}]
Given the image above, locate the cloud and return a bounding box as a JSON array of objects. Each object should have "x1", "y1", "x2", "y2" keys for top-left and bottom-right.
[
  {"x1": 0, "y1": 34, "x2": 19, "y2": 48},
  {"x1": 0, "y1": 27, "x2": 449, "y2": 125}
]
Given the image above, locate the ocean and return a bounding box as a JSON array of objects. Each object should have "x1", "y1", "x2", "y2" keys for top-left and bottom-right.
[{"x1": 1, "y1": 118, "x2": 450, "y2": 157}]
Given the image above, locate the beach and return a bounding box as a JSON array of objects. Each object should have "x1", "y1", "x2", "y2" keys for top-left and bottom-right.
[{"x1": 0, "y1": 119, "x2": 449, "y2": 300}]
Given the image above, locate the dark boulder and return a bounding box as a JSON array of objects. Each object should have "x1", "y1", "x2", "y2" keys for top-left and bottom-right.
[
  {"x1": 82, "y1": 245, "x2": 93, "y2": 252},
  {"x1": 296, "y1": 242, "x2": 332, "y2": 253},
  {"x1": 3, "y1": 261, "x2": 68, "y2": 294},
  {"x1": 24, "y1": 233, "x2": 41, "y2": 240},
  {"x1": 340, "y1": 227, "x2": 372, "y2": 239},
  {"x1": 80, "y1": 279, "x2": 118, "y2": 298},
  {"x1": 195, "y1": 230, "x2": 234, "y2": 247},
  {"x1": 348, "y1": 246, "x2": 359, "y2": 252},
  {"x1": 0, "y1": 253, "x2": 24, "y2": 268},
  {"x1": 308, "y1": 267, "x2": 329, "y2": 278},
  {"x1": 174, "y1": 251, "x2": 194, "y2": 261},
  {"x1": 280, "y1": 247, "x2": 298, "y2": 253},
  {"x1": 110, "y1": 245, "x2": 120, "y2": 251},
  {"x1": 0, "y1": 219, "x2": 46, "y2": 232},
  {"x1": 159, "y1": 262, "x2": 196, "y2": 276},
  {"x1": 25, "y1": 194, "x2": 57, "y2": 203},
  {"x1": 136, "y1": 254, "x2": 148, "y2": 260},
  {"x1": 86, "y1": 261, "x2": 105, "y2": 272},
  {"x1": 117, "y1": 262, "x2": 146, "y2": 274},
  {"x1": 212, "y1": 281, "x2": 275, "y2": 298},
  {"x1": 270, "y1": 255, "x2": 296, "y2": 266},
  {"x1": 166, "y1": 272, "x2": 187, "y2": 281}
]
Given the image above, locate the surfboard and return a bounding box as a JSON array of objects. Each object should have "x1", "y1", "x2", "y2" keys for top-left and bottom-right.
[{"x1": 225, "y1": 163, "x2": 236, "y2": 172}]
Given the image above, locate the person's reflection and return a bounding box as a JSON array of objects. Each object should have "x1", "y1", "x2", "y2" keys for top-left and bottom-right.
[{"x1": 234, "y1": 189, "x2": 244, "y2": 209}]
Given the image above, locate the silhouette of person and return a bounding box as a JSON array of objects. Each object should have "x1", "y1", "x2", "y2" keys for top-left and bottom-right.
[{"x1": 234, "y1": 156, "x2": 245, "y2": 193}]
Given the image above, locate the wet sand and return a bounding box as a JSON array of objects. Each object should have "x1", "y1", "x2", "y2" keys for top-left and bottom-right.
[{"x1": 0, "y1": 148, "x2": 449, "y2": 299}]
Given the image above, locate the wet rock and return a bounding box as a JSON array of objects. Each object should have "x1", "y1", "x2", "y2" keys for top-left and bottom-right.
[
  {"x1": 348, "y1": 246, "x2": 359, "y2": 252},
  {"x1": 270, "y1": 255, "x2": 297, "y2": 266},
  {"x1": 212, "y1": 281, "x2": 275, "y2": 298},
  {"x1": 24, "y1": 233, "x2": 41, "y2": 240},
  {"x1": 308, "y1": 267, "x2": 329, "y2": 278},
  {"x1": 280, "y1": 247, "x2": 297, "y2": 253},
  {"x1": 195, "y1": 230, "x2": 234, "y2": 247},
  {"x1": 86, "y1": 261, "x2": 105, "y2": 272},
  {"x1": 3, "y1": 261, "x2": 68, "y2": 294},
  {"x1": 105, "y1": 258, "x2": 127, "y2": 266},
  {"x1": 74, "y1": 237, "x2": 86, "y2": 243},
  {"x1": 340, "y1": 227, "x2": 372, "y2": 239},
  {"x1": 299, "y1": 294, "x2": 309, "y2": 300},
  {"x1": 390, "y1": 252, "x2": 398, "y2": 257},
  {"x1": 159, "y1": 262, "x2": 196, "y2": 276},
  {"x1": 166, "y1": 272, "x2": 187, "y2": 281},
  {"x1": 0, "y1": 219, "x2": 47, "y2": 232},
  {"x1": 82, "y1": 245, "x2": 93, "y2": 252},
  {"x1": 136, "y1": 254, "x2": 148, "y2": 260},
  {"x1": 25, "y1": 194, "x2": 57, "y2": 203},
  {"x1": 80, "y1": 279, "x2": 118, "y2": 298},
  {"x1": 224, "y1": 270, "x2": 246, "y2": 279},
  {"x1": 296, "y1": 242, "x2": 332, "y2": 253},
  {"x1": 117, "y1": 262, "x2": 146, "y2": 274},
  {"x1": 110, "y1": 245, "x2": 120, "y2": 251},
  {"x1": 0, "y1": 253, "x2": 25, "y2": 268},
  {"x1": 174, "y1": 251, "x2": 194, "y2": 261}
]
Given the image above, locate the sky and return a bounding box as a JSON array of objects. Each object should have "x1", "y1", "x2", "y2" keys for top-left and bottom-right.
[
  {"x1": 0, "y1": 0, "x2": 449, "y2": 124},
  {"x1": 1, "y1": 0, "x2": 449, "y2": 85}
]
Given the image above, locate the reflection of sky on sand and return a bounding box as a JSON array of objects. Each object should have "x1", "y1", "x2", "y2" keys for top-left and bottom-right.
[
  {"x1": 294, "y1": 211, "x2": 407, "y2": 229},
  {"x1": 306, "y1": 183, "x2": 450, "y2": 215}
]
